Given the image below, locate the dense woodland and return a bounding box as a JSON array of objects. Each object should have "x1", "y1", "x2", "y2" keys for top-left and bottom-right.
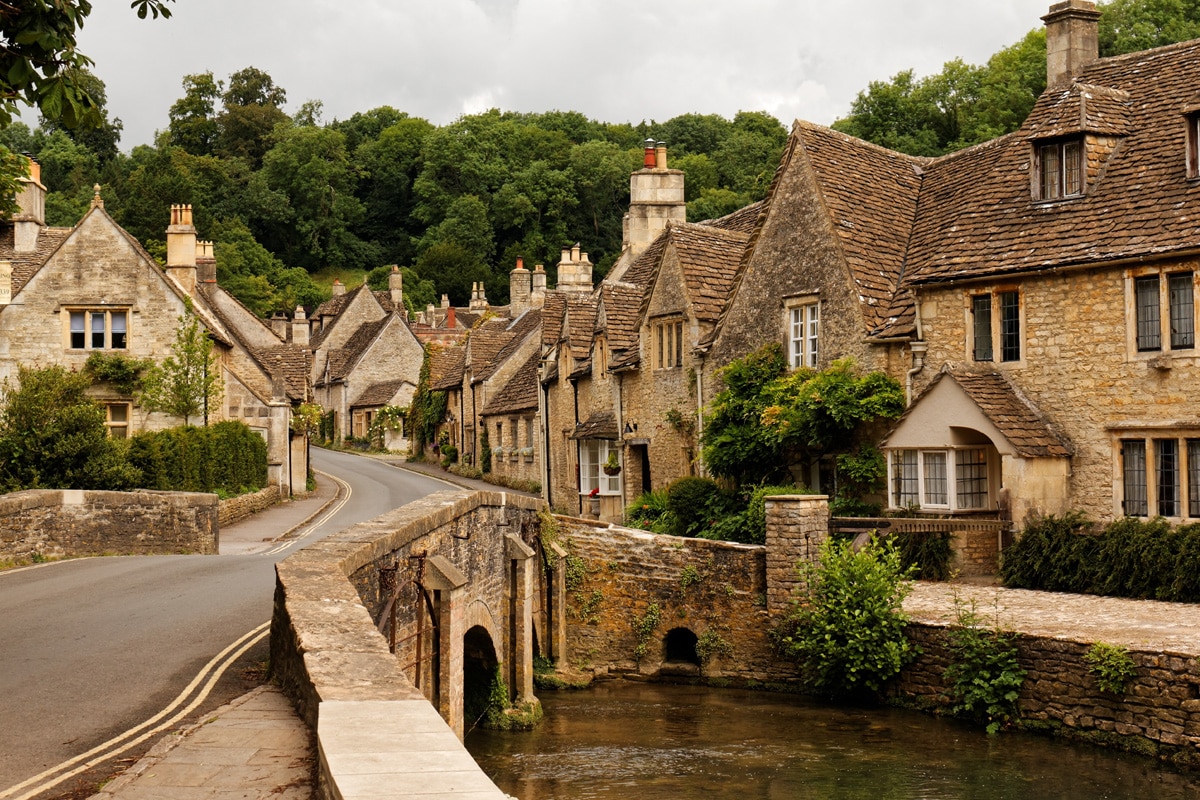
[{"x1": 0, "y1": 0, "x2": 1193, "y2": 319}]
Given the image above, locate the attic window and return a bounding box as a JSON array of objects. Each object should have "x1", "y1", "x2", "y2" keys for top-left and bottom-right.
[
  {"x1": 1188, "y1": 114, "x2": 1200, "y2": 178},
  {"x1": 1035, "y1": 138, "x2": 1083, "y2": 200}
]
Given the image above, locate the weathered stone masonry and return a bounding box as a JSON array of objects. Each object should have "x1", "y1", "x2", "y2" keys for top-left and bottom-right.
[{"x1": 0, "y1": 489, "x2": 218, "y2": 561}]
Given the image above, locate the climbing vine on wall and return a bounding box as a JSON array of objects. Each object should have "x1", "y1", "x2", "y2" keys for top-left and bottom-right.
[{"x1": 406, "y1": 348, "x2": 447, "y2": 457}]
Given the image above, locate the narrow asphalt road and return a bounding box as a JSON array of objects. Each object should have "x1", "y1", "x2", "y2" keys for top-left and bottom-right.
[{"x1": 0, "y1": 448, "x2": 454, "y2": 799}]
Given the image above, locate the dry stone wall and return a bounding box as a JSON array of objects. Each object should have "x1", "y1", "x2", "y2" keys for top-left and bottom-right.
[
  {"x1": 0, "y1": 489, "x2": 218, "y2": 560},
  {"x1": 218, "y1": 485, "x2": 280, "y2": 527}
]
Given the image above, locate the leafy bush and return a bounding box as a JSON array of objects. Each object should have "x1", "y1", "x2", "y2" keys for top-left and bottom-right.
[
  {"x1": 624, "y1": 490, "x2": 674, "y2": 533},
  {"x1": 773, "y1": 536, "x2": 915, "y2": 698},
  {"x1": 666, "y1": 476, "x2": 733, "y2": 538},
  {"x1": 944, "y1": 600, "x2": 1026, "y2": 734},
  {"x1": 1084, "y1": 642, "x2": 1137, "y2": 695},
  {"x1": 1001, "y1": 514, "x2": 1200, "y2": 602},
  {"x1": 741, "y1": 484, "x2": 805, "y2": 544},
  {"x1": 0, "y1": 364, "x2": 141, "y2": 492}
]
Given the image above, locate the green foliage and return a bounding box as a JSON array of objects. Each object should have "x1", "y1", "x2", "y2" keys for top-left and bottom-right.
[
  {"x1": 406, "y1": 348, "x2": 448, "y2": 455},
  {"x1": 84, "y1": 352, "x2": 154, "y2": 395},
  {"x1": 290, "y1": 402, "x2": 323, "y2": 436},
  {"x1": 126, "y1": 420, "x2": 267, "y2": 494},
  {"x1": 774, "y1": 537, "x2": 915, "y2": 698},
  {"x1": 695, "y1": 629, "x2": 734, "y2": 665},
  {"x1": 139, "y1": 313, "x2": 224, "y2": 425},
  {"x1": 1085, "y1": 642, "x2": 1138, "y2": 695},
  {"x1": 1001, "y1": 514, "x2": 1200, "y2": 602},
  {"x1": 679, "y1": 564, "x2": 703, "y2": 593},
  {"x1": 624, "y1": 489, "x2": 676, "y2": 534},
  {"x1": 633, "y1": 603, "x2": 662, "y2": 662},
  {"x1": 1099, "y1": 0, "x2": 1200, "y2": 56},
  {"x1": 894, "y1": 530, "x2": 953, "y2": 581},
  {"x1": 944, "y1": 600, "x2": 1026, "y2": 735},
  {"x1": 666, "y1": 476, "x2": 733, "y2": 538},
  {"x1": 479, "y1": 427, "x2": 492, "y2": 474},
  {"x1": 702, "y1": 343, "x2": 789, "y2": 486},
  {"x1": 0, "y1": 364, "x2": 141, "y2": 492}
]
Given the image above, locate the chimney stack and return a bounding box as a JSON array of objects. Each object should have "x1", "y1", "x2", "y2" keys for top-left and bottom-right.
[
  {"x1": 271, "y1": 312, "x2": 288, "y2": 339},
  {"x1": 388, "y1": 265, "x2": 405, "y2": 314},
  {"x1": 426, "y1": 302, "x2": 436, "y2": 326},
  {"x1": 556, "y1": 243, "x2": 593, "y2": 294},
  {"x1": 292, "y1": 306, "x2": 310, "y2": 347},
  {"x1": 13, "y1": 156, "x2": 46, "y2": 254},
  {"x1": 655, "y1": 141, "x2": 668, "y2": 170},
  {"x1": 531, "y1": 263, "x2": 547, "y2": 308},
  {"x1": 196, "y1": 240, "x2": 216, "y2": 283},
  {"x1": 1043, "y1": 0, "x2": 1101, "y2": 88},
  {"x1": 509, "y1": 256, "x2": 531, "y2": 316},
  {"x1": 447, "y1": 306, "x2": 457, "y2": 329},
  {"x1": 441, "y1": 293, "x2": 450, "y2": 309},
  {"x1": 331, "y1": 279, "x2": 346, "y2": 297},
  {"x1": 643, "y1": 138, "x2": 656, "y2": 168},
  {"x1": 470, "y1": 281, "x2": 489, "y2": 311},
  {"x1": 166, "y1": 204, "x2": 198, "y2": 294},
  {"x1": 615, "y1": 141, "x2": 686, "y2": 274}
]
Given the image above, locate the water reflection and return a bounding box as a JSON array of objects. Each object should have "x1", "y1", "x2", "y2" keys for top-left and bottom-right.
[{"x1": 467, "y1": 682, "x2": 1200, "y2": 799}]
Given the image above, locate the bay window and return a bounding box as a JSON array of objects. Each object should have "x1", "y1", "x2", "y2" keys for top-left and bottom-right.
[{"x1": 889, "y1": 448, "x2": 993, "y2": 512}]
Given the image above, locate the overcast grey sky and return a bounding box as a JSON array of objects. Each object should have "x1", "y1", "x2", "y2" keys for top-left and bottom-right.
[{"x1": 74, "y1": 0, "x2": 1054, "y2": 151}]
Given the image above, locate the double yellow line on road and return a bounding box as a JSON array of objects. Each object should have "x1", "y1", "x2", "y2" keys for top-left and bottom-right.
[{"x1": 0, "y1": 621, "x2": 270, "y2": 800}]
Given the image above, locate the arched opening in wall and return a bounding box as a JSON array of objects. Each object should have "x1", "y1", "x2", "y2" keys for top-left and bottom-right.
[
  {"x1": 463, "y1": 625, "x2": 500, "y2": 731},
  {"x1": 663, "y1": 627, "x2": 700, "y2": 666}
]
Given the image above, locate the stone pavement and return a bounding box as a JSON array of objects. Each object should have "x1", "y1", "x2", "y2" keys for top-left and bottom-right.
[{"x1": 88, "y1": 686, "x2": 313, "y2": 800}]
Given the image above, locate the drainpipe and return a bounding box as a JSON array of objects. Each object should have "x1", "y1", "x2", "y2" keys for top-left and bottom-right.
[
  {"x1": 539, "y1": 373, "x2": 552, "y2": 508},
  {"x1": 614, "y1": 372, "x2": 625, "y2": 502},
  {"x1": 906, "y1": 342, "x2": 928, "y2": 406}
]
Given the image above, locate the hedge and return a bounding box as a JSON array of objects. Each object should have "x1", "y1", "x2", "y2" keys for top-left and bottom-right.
[
  {"x1": 1001, "y1": 513, "x2": 1200, "y2": 602},
  {"x1": 127, "y1": 421, "x2": 268, "y2": 495}
]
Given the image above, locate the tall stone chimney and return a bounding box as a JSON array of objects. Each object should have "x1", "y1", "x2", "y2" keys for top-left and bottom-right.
[
  {"x1": 556, "y1": 243, "x2": 593, "y2": 294},
  {"x1": 531, "y1": 263, "x2": 547, "y2": 309},
  {"x1": 331, "y1": 279, "x2": 346, "y2": 297},
  {"x1": 509, "y1": 256, "x2": 531, "y2": 316},
  {"x1": 166, "y1": 204, "x2": 198, "y2": 294},
  {"x1": 271, "y1": 312, "x2": 288, "y2": 339},
  {"x1": 388, "y1": 265, "x2": 405, "y2": 314},
  {"x1": 292, "y1": 306, "x2": 310, "y2": 347},
  {"x1": 470, "y1": 281, "x2": 489, "y2": 311},
  {"x1": 619, "y1": 141, "x2": 685, "y2": 268},
  {"x1": 1044, "y1": 0, "x2": 1101, "y2": 88},
  {"x1": 13, "y1": 157, "x2": 46, "y2": 254}
]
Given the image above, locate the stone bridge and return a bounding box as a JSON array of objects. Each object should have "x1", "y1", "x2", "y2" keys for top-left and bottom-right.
[{"x1": 270, "y1": 489, "x2": 557, "y2": 798}]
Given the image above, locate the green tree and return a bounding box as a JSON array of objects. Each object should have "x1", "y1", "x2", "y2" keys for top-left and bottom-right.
[
  {"x1": 139, "y1": 313, "x2": 224, "y2": 426},
  {"x1": 0, "y1": 364, "x2": 140, "y2": 492},
  {"x1": 1098, "y1": 0, "x2": 1200, "y2": 55},
  {"x1": 38, "y1": 68, "x2": 123, "y2": 164},
  {"x1": 168, "y1": 72, "x2": 223, "y2": 156},
  {"x1": 216, "y1": 66, "x2": 289, "y2": 167}
]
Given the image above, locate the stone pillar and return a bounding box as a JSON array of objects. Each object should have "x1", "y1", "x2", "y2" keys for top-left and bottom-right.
[
  {"x1": 506, "y1": 533, "x2": 536, "y2": 704},
  {"x1": 426, "y1": 555, "x2": 468, "y2": 739},
  {"x1": 548, "y1": 542, "x2": 568, "y2": 663},
  {"x1": 764, "y1": 495, "x2": 829, "y2": 616}
]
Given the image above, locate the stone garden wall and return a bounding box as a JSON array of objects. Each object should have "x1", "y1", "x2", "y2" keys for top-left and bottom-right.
[
  {"x1": 0, "y1": 489, "x2": 218, "y2": 560},
  {"x1": 217, "y1": 485, "x2": 281, "y2": 527}
]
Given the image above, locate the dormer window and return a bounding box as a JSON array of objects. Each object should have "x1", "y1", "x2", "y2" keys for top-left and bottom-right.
[
  {"x1": 1187, "y1": 113, "x2": 1200, "y2": 178},
  {"x1": 1036, "y1": 138, "x2": 1083, "y2": 200}
]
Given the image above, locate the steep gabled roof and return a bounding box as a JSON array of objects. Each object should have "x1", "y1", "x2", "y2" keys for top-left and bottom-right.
[
  {"x1": 668, "y1": 222, "x2": 752, "y2": 325},
  {"x1": 600, "y1": 281, "x2": 643, "y2": 355},
  {"x1": 541, "y1": 291, "x2": 567, "y2": 350},
  {"x1": 698, "y1": 200, "x2": 765, "y2": 235},
  {"x1": 564, "y1": 295, "x2": 599, "y2": 359},
  {"x1": 324, "y1": 316, "x2": 391, "y2": 382},
  {"x1": 480, "y1": 351, "x2": 539, "y2": 417},
  {"x1": 569, "y1": 411, "x2": 618, "y2": 440},
  {"x1": 906, "y1": 39, "x2": 1200, "y2": 286},
  {"x1": 429, "y1": 344, "x2": 465, "y2": 390},
  {"x1": 0, "y1": 225, "x2": 71, "y2": 296},
  {"x1": 351, "y1": 377, "x2": 410, "y2": 409},
  {"x1": 794, "y1": 121, "x2": 926, "y2": 336},
  {"x1": 474, "y1": 309, "x2": 542, "y2": 382}
]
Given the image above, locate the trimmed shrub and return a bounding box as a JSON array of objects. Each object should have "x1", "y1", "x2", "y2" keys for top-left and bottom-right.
[
  {"x1": 666, "y1": 476, "x2": 729, "y2": 538},
  {"x1": 127, "y1": 421, "x2": 267, "y2": 495},
  {"x1": 894, "y1": 529, "x2": 953, "y2": 581},
  {"x1": 1001, "y1": 513, "x2": 1200, "y2": 602}
]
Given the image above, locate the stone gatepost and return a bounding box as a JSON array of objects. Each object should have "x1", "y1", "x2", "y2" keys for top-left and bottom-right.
[
  {"x1": 764, "y1": 495, "x2": 829, "y2": 616},
  {"x1": 548, "y1": 542, "x2": 568, "y2": 663},
  {"x1": 505, "y1": 533, "x2": 536, "y2": 704},
  {"x1": 426, "y1": 555, "x2": 468, "y2": 739}
]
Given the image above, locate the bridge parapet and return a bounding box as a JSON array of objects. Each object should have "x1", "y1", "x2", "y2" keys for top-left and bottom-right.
[{"x1": 271, "y1": 488, "x2": 545, "y2": 800}]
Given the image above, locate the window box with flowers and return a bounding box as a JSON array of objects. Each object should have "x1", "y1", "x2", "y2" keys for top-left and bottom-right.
[{"x1": 519, "y1": 446, "x2": 534, "y2": 462}]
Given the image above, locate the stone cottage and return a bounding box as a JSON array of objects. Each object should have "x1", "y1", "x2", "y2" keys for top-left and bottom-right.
[{"x1": 0, "y1": 175, "x2": 309, "y2": 495}]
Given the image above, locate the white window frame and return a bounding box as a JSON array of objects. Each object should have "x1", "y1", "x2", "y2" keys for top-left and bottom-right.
[
  {"x1": 66, "y1": 308, "x2": 129, "y2": 351},
  {"x1": 785, "y1": 298, "x2": 819, "y2": 369},
  {"x1": 888, "y1": 447, "x2": 993, "y2": 513},
  {"x1": 579, "y1": 439, "x2": 621, "y2": 496}
]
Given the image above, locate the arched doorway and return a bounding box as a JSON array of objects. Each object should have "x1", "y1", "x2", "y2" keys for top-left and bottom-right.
[{"x1": 463, "y1": 625, "x2": 500, "y2": 732}]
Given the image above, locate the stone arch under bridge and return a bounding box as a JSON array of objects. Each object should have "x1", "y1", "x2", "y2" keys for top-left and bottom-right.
[{"x1": 283, "y1": 490, "x2": 560, "y2": 738}]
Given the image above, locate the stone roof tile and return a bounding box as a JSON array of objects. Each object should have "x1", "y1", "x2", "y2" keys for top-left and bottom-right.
[{"x1": 480, "y1": 351, "x2": 540, "y2": 416}]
